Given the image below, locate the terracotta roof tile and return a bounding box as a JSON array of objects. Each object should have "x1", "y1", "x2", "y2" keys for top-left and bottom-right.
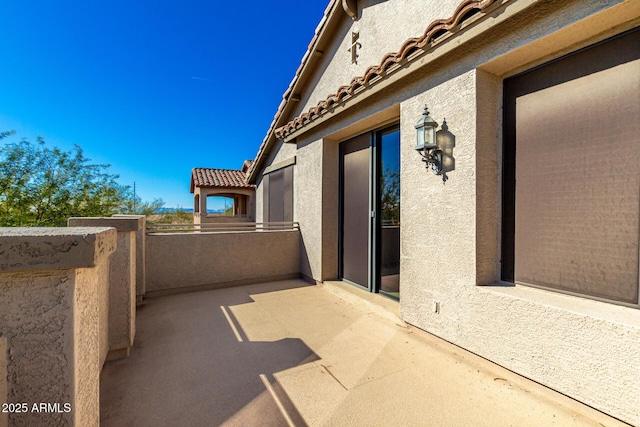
[
  {"x1": 191, "y1": 168, "x2": 254, "y2": 189},
  {"x1": 241, "y1": 159, "x2": 254, "y2": 175},
  {"x1": 249, "y1": 0, "x2": 496, "y2": 181},
  {"x1": 274, "y1": 0, "x2": 497, "y2": 140}
]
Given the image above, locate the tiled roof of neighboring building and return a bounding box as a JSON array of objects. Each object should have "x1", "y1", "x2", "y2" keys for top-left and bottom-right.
[
  {"x1": 241, "y1": 159, "x2": 254, "y2": 175},
  {"x1": 274, "y1": 0, "x2": 497, "y2": 140},
  {"x1": 191, "y1": 168, "x2": 255, "y2": 191}
]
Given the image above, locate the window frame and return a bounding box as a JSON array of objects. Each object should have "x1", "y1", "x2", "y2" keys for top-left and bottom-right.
[
  {"x1": 501, "y1": 27, "x2": 640, "y2": 308},
  {"x1": 262, "y1": 163, "x2": 294, "y2": 223}
]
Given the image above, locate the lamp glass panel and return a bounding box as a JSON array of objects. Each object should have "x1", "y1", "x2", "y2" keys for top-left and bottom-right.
[
  {"x1": 416, "y1": 126, "x2": 425, "y2": 149},
  {"x1": 424, "y1": 126, "x2": 436, "y2": 148}
]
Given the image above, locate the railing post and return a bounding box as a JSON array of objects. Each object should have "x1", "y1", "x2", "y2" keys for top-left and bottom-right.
[
  {"x1": 113, "y1": 215, "x2": 147, "y2": 305},
  {"x1": 68, "y1": 217, "x2": 143, "y2": 360},
  {"x1": 0, "y1": 227, "x2": 116, "y2": 426}
]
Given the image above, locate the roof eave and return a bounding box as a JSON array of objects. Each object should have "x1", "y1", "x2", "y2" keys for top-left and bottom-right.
[
  {"x1": 247, "y1": 0, "x2": 345, "y2": 183},
  {"x1": 275, "y1": 0, "x2": 522, "y2": 142},
  {"x1": 193, "y1": 185, "x2": 256, "y2": 192}
]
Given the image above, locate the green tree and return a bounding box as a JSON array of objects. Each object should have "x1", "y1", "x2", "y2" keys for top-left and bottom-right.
[
  {"x1": 380, "y1": 165, "x2": 400, "y2": 224},
  {"x1": 0, "y1": 132, "x2": 129, "y2": 226},
  {"x1": 119, "y1": 190, "x2": 165, "y2": 216},
  {"x1": 147, "y1": 208, "x2": 192, "y2": 224}
]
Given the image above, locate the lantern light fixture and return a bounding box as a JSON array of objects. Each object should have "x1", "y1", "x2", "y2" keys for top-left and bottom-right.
[{"x1": 414, "y1": 105, "x2": 443, "y2": 175}]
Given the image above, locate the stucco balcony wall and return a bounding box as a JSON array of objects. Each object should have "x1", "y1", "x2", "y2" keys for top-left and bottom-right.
[
  {"x1": 68, "y1": 217, "x2": 143, "y2": 360},
  {"x1": 113, "y1": 215, "x2": 147, "y2": 303},
  {"x1": 145, "y1": 230, "x2": 301, "y2": 295},
  {"x1": 0, "y1": 227, "x2": 116, "y2": 427}
]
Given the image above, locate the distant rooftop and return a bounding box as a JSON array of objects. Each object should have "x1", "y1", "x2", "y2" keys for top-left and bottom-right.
[{"x1": 190, "y1": 166, "x2": 255, "y2": 193}]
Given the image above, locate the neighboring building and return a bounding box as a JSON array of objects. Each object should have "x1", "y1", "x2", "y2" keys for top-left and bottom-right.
[
  {"x1": 246, "y1": 0, "x2": 640, "y2": 424},
  {"x1": 190, "y1": 160, "x2": 255, "y2": 224}
]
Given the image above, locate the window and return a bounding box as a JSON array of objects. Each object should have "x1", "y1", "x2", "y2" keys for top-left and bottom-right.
[
  {"x1": 263, "y1": 165, "x2": 293, "y2": 222},
  {"x1": 207, "y1": 196, "x2": 235, "y2": 216},
  {"x1": 502, "y1": 28, "x2": 640, "y2": 305}
]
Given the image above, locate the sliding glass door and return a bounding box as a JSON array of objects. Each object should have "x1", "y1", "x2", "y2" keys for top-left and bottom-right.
[
  {"x1": 339, "y1": 126, "x2": 400, "y2": 299},
  {"x1": 340, "y1": 133, "x2": 371, "y2": 288}
]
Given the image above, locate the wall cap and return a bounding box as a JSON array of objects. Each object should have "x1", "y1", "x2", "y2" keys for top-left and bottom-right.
[
  {"x1": 68, "y1": 216, "x2": 144, "y2": 232},
  {"x1": 0, "y1": 227, "x2": 117, "y2": 273}
]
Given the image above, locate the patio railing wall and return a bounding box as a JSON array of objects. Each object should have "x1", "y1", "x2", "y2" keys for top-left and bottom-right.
[
  {"x1": 145, "y1": 222, "x2": 301, "y2": 296},
  {"x1": 0, "y1": 220, "x2": 300, "y2": 425}
]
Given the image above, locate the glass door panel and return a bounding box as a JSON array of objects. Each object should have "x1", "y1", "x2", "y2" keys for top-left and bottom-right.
[
  {"x1": 340, "y1": 134, "x2": 371, "y2": 288},
  {"x1": 339, "y1": 126, "x2": 400, "y2": 298},
  {"x1": 378, "y1": 129, "x2": 400, "y2": 299}
]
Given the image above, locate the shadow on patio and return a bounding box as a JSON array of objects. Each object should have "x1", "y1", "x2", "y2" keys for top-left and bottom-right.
[
  {"x1": 100, "y1": 280, "x2": 317, "y2": 426},
  {"x1": 100, "y1": 279, "x2": 628, "y2": 427}
]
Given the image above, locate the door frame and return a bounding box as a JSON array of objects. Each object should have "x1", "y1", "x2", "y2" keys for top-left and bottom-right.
[
  {"x1": 338, "y1": 132, "x2": 374, "y2": 291},
  {"x1": 338, "y1": 124, "x2": 400, "y2": 294},
  {"x1": 374, "y1": 125, "x2": 400, "y2": 298}
]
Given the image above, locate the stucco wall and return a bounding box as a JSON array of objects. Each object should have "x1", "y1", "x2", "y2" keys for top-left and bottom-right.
[
  {"x1": 114, "y1": 215, "x2": 147, "y2": 299},
  {"x1": 0, "y1": 227, "x2": 115, "y2": 427},
  {"x1": 256, "y1": 0, "x2": 640, "y2": 424},
  {"x1": 146, "y1": 230, "x2": 300, "y2": 294},
  {"x1": 295, "y1": 138, "x2": 324, "y2": 280},
  {"x1": 297, "y1": 0, "x2": 463, "y2": 116},
  {"x1": 0, "y1": 271, "x2": 75, "y2": 426},
  {"x1": 68, "y1": 217, "x2": 141, "y2": 360},
  {"x1": 108, "y1": 231, "x2": 136, "y2": 356},
  {"x1": 74, "y1": 264, "x2": 106, "y2": 426},
  {"x1": 266, "y1": 140, "x2": 297, "y2": 168},
  {"x1": 399, "y1": 4, "x2": 640, "y2": 424},
  {"x1": 398, "y1": 65, "x2": 640, "y2": 427},
  {"x1": 321, "y1": 138, "x2": 339, "y2": 281},
  {"x1": 87, "y1": 261, "x2": 109, "y2": 368}
]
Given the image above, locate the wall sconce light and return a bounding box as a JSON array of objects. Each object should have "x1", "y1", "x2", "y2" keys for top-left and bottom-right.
[{"x1": 414, "y1": 105, "x2": 442, "y2": 175}]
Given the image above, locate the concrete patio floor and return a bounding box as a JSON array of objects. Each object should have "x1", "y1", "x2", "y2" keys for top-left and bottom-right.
[{"x1": 100, "y1": 279, "x2": 628, "y2": 426}]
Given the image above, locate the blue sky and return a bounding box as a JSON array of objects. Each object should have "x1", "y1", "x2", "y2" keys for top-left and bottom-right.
[{"x1": 0, "y1": 0, "x2": 329, "y2": 209}]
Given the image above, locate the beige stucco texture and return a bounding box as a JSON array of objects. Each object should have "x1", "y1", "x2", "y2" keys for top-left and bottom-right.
[
  {"x1": 400, "y1": 70, "x2": 640, "y2": 426},
  {"x1": 0, "y1": 226, "x2": 116, "y2": 272},
  {"x1": 293, "y1": 139, "x2": 324, "y2": 280},
  {"x1": 145, "y1": 230, "x2": 301, "y2": 295},
  {"x1": 0, "y1": 227, "x2": 116, "y2": 427},
  {"x1": 256, "y1": 0, "x2": 640, "y2": 424},
  {"x1": 68, "y1": 217, "x2": 142, "y2": 360},
  {"x1": 113, "y1": 214, "x2": 147, "y2": 301},
  {"x1": 258, "y1": 136, "x2": 339, "y2": 282},
  {"x1": 297, "y1": 0, "x2": 463, "y2": 116},
  {"x1": 401, "y1": 3, "x2": 640, "y2": 424}
]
